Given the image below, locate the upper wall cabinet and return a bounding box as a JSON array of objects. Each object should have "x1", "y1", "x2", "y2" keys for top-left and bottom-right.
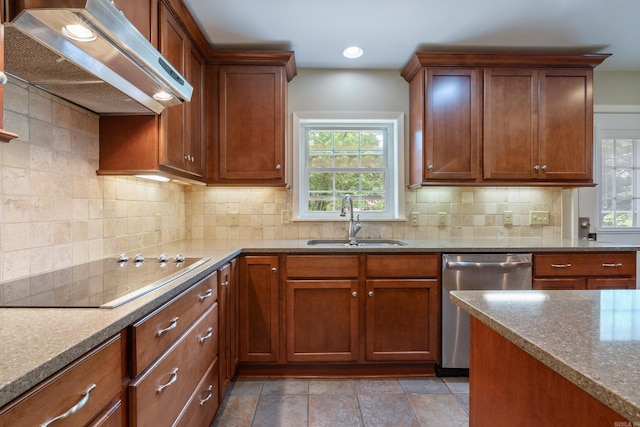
[
  {"x1": 401, "y1": 52, "x2": 610, "y2": 187},
  {"x1": 206, "y1": 51, "x2": 297, "y2": 186},
  {"x1": 98, "y1": 0, "x2": 210, "y2": 183}
]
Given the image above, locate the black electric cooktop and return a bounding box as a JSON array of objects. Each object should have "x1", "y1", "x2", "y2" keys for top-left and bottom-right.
[{"x1": 0, "y1": 254, "x2": 209, "y2": 308}]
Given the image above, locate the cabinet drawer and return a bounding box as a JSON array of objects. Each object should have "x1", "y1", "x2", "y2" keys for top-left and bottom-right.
[
  {"x1": 286, "y1": 255, "x2": 359, "y2": 278},
  {"x1": 130, "y1": 273, "x2": 217, "y2": 376},
  {"x1": 534, "y1": 252, "x2": 636, "y2": 277},
  {"x1": 0, "y1": 334, "x2": 123, "y2": 427},
  {"x1": 130, "y1": 303, "x2": 218, "y2": 427},
  {"x1": 174, "y1": 359, "x2": 220, "y2": 427},
  {"x1": 366, "y1": 255, "x2": 440, "y2": 278}
]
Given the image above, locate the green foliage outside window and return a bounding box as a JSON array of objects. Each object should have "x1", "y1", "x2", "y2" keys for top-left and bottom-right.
[{"x1": 307, "y1": 128, "x2": 386, "y2": 213}]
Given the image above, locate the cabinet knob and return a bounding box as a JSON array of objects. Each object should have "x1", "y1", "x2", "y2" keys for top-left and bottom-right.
[
  {"x1": 368, "y1": 291, "x2": 374, "y2": 297},
  {"x1": 352, "y1": 291, "x2": 358, "y2": 298},
  {"x1": 541, "y1": 165, "x2": 547, "y2": 171},
  {"x1": 221, "y1": 281, "x2": 229, "y2": 287},
  {"x1": 534, "y1": 165, "x2": 540, "y2": 171},
  {"x1": 427, "y1": 164, "x2": 434, "y2": 171},
  {"x1": 276, "y1": 164, "x2": 282, "y2": 170},
  {"x1": 271, "y1": 267, "x2": 277, "y2": 274}
]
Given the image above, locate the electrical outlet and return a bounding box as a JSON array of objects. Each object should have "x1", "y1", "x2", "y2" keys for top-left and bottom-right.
[
  {"x1": 410, "y1": 212, "x2": 419, "y2": 226},
  {"x1": 229, "y1": 212, "x2": 239, "y2": 226},
  {"x1": 281, "y1": 210, "x2": 291, "y2": 225},
  {"x1": 438, "y1": 212, "x2": 447, "y2": 226},
  {"x1": 530, "y1": 211, "x2": 550, "y2": 225},
  {"x1": 503, "y1": 211, "x2": 513, "y2": 226}
]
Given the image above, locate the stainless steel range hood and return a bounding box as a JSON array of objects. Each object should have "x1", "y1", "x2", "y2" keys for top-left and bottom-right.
[{"x1": 4, "y1": 0, "x2": 193, "y2": 114}]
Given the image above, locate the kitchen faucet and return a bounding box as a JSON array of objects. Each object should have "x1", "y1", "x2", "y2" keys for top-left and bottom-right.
[{"x1": 340, "y1": 194, "x2": 362, "y2": 245}]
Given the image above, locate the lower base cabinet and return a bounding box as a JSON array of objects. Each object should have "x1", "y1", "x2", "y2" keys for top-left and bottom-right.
[
  {"x1": 533, "y1": 252, "x2": 637, "y2": 290},
  {"x1": 0, "y1": 334, "x2": 125, "y2": 427}
]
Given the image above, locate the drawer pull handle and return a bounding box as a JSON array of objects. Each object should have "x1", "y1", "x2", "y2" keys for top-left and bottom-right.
[
  {"x1": 199, "y1": 385, "x2": 214, "y2": 406},
  {"x1": 602, "y1": 263, "x2": 623, "y2": 268},
  {"x1": 40, "y1": 383, "x2": 96, "y2": 427},
  {"x1": 199, "y1": 289, "x2": 213, "y2": 301},
  {"x1": 550, "y1": 263, "x2": 572, "y2": 268},
  {"x1": 199, "y1": 327, "x2": 214, "y2": 344},
  {"x1": 156, "y1": 317, "x2": 179, "y2": 337},
  {"x1": 157, "y1": 368, "x2": 179, "y2": 394}
]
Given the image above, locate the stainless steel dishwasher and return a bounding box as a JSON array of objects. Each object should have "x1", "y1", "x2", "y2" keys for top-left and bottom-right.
[{"x1": 439, "y1": 253, "x2": 532, "y2": 375}]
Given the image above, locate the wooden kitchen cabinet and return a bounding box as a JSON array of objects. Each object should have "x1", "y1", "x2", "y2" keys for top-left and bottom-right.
[
  {"x1": 238, "y1": 255, "x2": 281, "y2": 363},
  {"x1": 218, "y1": 260, "x2": 239, "y2": 401},
  {"x1": 128, "y1": 273, "x2": 219, "y2": 426},
  {"x1": 406, "y1": 67, "x2": 481, "y2": 185},
  {"x1": 484, "y1": 68, "x2": 594, "y2": 182},
  {"x1": 206, "y1": 51, "x2": 296, "y2": 186},
  {"x1": 285, "y1": 255, "x2": 360, "y2": 362},
  {"x1": 401, "y1": 52, "x2": 609, "y2": 187},
  {"x1": 533, "y1": 252, "x2": 637, "y2": 290},
  {"x1": 365, "y1": 255, "x2": 440, "y2": 361},
  {"x1": 0, "y1": 334, "x2": 125, "y2": 426},
  {"x1": 98, "y1": 0, "x2": 208, "y2": 182}
]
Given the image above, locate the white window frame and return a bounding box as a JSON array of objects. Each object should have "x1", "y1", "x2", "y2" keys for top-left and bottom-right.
[
  {"x1": 595, "y1": 112, "x2": 640, "y2": 232},
  {"x1": 292, "y1": 111, "x2": 405, "y2": 221}
]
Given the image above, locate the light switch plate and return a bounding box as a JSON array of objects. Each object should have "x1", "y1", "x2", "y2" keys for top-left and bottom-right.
[
  {"x1": 281, "y1": 210, "x2": 291, "y2": 225},
  {"x1": 229, "y1": 212, "x2": 239, "y2": 226},
  {"x1": 530, "y1": 211, "x2": 549, "y2": 225}
]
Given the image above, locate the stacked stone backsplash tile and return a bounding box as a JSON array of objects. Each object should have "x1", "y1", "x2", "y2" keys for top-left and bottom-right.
[
  {"x1": 186, "y1": 186, "x2": 561, "y2": 241},
  {"x1": 0, "y1": 79, "x2": 186, "y2": 282}
]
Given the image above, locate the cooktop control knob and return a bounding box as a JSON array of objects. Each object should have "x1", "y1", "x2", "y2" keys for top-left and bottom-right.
[
  {"x1": 175, "y1": 253, "x2": 185, "y2": 263},
  {"x1": 133, "y1": 253, "x2": 145, "y2": 266},
  {"x1": 158, "y1": 253, "x2": 169, "y2": 263}
]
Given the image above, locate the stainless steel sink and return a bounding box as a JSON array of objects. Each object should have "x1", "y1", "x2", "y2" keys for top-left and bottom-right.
[{"x1": 306, "y1": 239, "x2": 408, "y2": 247}]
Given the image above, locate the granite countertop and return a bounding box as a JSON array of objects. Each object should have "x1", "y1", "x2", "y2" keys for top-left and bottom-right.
[
  {"x1": 1, "y1": 237, "x2": 638, "y2": 408},
  {"x1": 450, "y1": 289, "x2": 640, "y2": 422}
]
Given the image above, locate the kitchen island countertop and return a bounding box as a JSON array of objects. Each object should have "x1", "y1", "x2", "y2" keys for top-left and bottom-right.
[
  {"x1": 450, "y1": 288, "x2": 640, "y2": 422},
  {"x1": 1, "y1": 237, "x2": 638, "y2": 408}
]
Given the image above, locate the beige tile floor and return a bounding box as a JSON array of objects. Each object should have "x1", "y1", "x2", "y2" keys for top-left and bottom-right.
[{"x1": 212, "y1": 377, "x2": 469, "y2": 427}]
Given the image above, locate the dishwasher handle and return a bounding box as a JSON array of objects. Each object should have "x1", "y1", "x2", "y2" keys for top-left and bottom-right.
[{"x1": 445, "y1": 260, "x2": 533, "y2": 270}]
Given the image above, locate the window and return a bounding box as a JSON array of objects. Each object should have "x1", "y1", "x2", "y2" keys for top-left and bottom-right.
[
  {"x1": 596, "y1": 113, "x2": 640, "y2": 229},
  {"x1": 293, "y1": 112, "x2": 404, "y2": 220}
]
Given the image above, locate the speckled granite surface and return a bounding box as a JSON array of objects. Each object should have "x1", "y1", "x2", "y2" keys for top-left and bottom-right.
[
  {"x1": 0, "y1": 237, "x2": 638, "y2": 408},
  {"x1": 450, "y1": 289, "x2": 640, "y2": 422}
]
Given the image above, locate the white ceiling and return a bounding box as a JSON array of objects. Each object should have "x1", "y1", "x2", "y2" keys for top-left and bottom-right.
[{"x1": 182, "y1": 0, "x2": 640, "y2": 71}]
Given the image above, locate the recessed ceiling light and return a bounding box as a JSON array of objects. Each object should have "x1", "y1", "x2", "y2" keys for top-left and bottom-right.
[
  {"x1": 343, "y1": 46, "x2": 364, "y2": 59},
  {"x1": 61, "y1": 24, "x2": 97, "y2": 42}
]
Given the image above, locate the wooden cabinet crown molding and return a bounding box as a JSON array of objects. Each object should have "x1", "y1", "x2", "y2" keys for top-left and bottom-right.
[
  {"x1": 209, "y1": 50, "x2": 297, "y2": 82},
  {"x1": 401, "y1": 52, "x2": 611, "y2": 82}
]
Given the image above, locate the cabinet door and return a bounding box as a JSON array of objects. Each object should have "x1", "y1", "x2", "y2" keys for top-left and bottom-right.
[
  {"x1": 112, "y1": 0, "x2": 153, "y2": 41},
  {"x1": 218, "y1": 65, "x2": 286, "y2": 184},
  {"x1": 588, "y1": 278, "x2": 636, "y2": 290},
  {"x1": 286, "y1": 280, "x2": 359, "y2": 362},
  {"x1": 185, "y1": 44, "x2": 205, "y2": 176},
  {"x1": 538, "y1": 68, "x2": 593, "y2": 181},
  {"x1": 365, "y1": 279, "x2": 439, "y2": 361},
  {"x1": 239, "y1": 256, "x2": 280, "y2": 363},
  {"x1": 218, "y1": 262, "x2": 233, "y2": 400},
  {"x1": 159, "y1": 4, "x2": 187, "y2": 172},
  {"x1": 483, "y1": 68, "x2": 539, "y2": 180},
  {"x1": 422, "y1": 68, "x2": 480, "y2": 181}
]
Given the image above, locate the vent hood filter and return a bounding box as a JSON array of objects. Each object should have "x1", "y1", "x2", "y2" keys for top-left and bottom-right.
[{"x1": 5, "y1": 0, "x2": 193, "y2": 114}]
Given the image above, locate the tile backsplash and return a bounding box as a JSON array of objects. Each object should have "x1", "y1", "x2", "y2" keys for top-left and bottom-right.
[
  {"x1": 0, "y1": 78, "x2": 561, "y2": 282},
  {"x1": 185, "y1": 186, "x2": 561, "y2": 241},
  {"x1": 0, "y1": 80, "x2": 186, "y2": 281}
]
